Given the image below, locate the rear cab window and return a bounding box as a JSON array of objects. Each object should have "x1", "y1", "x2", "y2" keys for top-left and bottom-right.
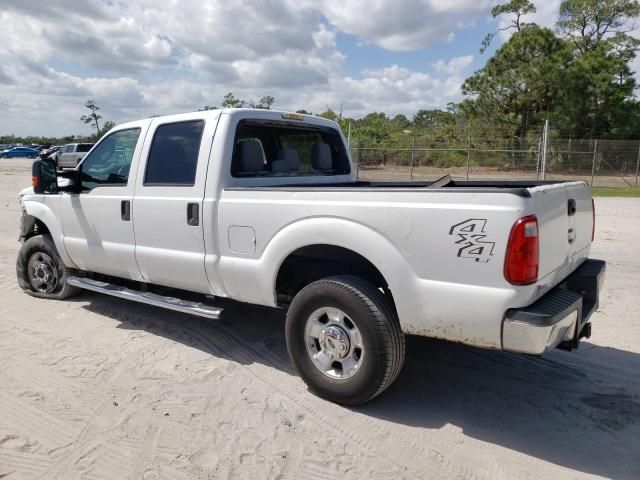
[
  {"x1": 77, "y1": 144, "x2": 93, "y2": 152},
  {"x1": 231, "y1": 120, "x2": 350, "y2": 177},
  {"x1": 144, "y1": 120, "x2": 205, "y2": 186}
]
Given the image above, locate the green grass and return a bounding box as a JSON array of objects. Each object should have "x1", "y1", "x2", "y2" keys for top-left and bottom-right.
[{"x1": 592, "y1": 187, "x2": 640, "y2": 197}]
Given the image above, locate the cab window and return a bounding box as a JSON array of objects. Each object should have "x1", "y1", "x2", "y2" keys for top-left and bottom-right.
[
  {"x1": 144, "y1": 120, "x2": 204, "y2": 186},
  {"x1": 231, "y1": 120, "x2": 350, "y2": 177},
  {"x1": 80, "y1": 128, "x2": 140, "y2": 191}
]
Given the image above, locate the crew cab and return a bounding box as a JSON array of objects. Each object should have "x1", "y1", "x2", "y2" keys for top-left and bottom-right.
[{"x1": 18, "y1": 109, "x2": 605, "y2": 405}]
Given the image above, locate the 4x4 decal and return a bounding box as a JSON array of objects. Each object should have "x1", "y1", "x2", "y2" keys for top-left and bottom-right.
[{"x1": 449, "y1": 219, "x2": 495, "y2": 263}]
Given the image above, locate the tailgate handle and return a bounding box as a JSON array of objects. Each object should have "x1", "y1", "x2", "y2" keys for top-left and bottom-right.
[{"x1": 568, "y1": 199, "x2": 577, "y2": 216}]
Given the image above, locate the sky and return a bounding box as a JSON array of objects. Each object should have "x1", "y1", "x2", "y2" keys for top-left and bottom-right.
[{"x1": 0, "y1": 0, "x2": 630, "y2": 137}]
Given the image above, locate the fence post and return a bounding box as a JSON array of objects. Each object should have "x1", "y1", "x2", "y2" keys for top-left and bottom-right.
[
  {"x1": 466, "y1": 137, "x2": 471, "y2": 180},
  {"x1": 536, "y1": 137, "x2": 542, "y2": 180},
  {"x1": 410, "y1": 136, "x2": 415, "y2": 181},
  {"x1": 355, "y1": 141, "x2": 361, "y2": 180},
  {"x1": 590, "y1": 139, "x2": 598, "y2": 187},
  {"x1": 541, "y1": 119, "x2": 549, "y2": 180},
  {"x1": 635, "y1": 142, "x2": 640, "y2": 188}
]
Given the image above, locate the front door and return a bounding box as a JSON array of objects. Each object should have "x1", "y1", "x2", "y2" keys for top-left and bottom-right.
[
  {"x1": 131, "y1": 116, "x2": 217, "y2": 293},
  {"x1": 61, "y1": 125, "x2": 147, "y2": 280}
]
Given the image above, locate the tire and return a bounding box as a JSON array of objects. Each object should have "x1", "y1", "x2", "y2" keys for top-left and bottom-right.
[
  {"x1": 16, "y1": 234, "x2": 80, "y2": 300},
  {"x1": 286, "y1": 275, "x2": 405, "y2": 405}
]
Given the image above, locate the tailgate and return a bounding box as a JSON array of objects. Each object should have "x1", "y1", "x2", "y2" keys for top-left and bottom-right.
[{"x1": 528, "y1": 181, "x2": 593, "y2": 287}]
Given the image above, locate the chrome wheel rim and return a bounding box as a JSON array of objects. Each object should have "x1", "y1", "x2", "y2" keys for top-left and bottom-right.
[
  {"x1": 27, "y1": 252, "x2": 57, "y2": 293},
  {"x1": 304, "y1": 307, "x2": 364, "y2": 380}
]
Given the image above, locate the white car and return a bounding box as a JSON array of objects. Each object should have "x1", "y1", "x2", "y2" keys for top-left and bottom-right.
[
  {"x1": 18, "y1": 108, "x2": 605, "y2": 404},
  {"x1": 56, "y1": 143, "x2": 94, "y2": 169}
]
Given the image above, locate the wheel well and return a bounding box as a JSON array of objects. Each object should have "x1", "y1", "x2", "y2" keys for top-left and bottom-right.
[
  {"x1": 21, "y1": 215, "x2": 50, "y2": 240},
  {"x1": 275, "y1": 244, "x2": 392, "y2": 308}
]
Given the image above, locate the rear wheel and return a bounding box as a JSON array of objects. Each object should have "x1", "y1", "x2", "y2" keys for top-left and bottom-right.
[
  {"x1": 285, "y1": 275, "x2": 405, "y2": 405},
  {"x1": 16, "y1": 235, "x2": 80, "y2": 300}
]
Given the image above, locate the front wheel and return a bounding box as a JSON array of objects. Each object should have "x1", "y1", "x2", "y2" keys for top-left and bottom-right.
[
  {"x1": 285, "y1": 275, "x2": 405, "y2": 405},
  {"x1": 16, "y1": 235, "x2": 80, "y2": 300}
]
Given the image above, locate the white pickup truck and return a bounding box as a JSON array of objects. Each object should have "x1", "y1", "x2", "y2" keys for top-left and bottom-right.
[{"x1": 18, "y1": 109, "x2": 605, "y2": 405}]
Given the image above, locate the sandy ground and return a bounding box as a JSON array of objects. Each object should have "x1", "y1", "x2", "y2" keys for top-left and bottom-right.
[{"x1": 0, "y1": 157, "x2": 639, "y2": 480}]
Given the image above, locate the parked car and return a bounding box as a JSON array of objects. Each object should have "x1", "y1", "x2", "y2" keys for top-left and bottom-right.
[
  {"x1": 0, "y1": 146, "x2": 39, "y2": 158},
  {"x1": 19, "y1": 109, "x2": 605, "y2": 405},
  {"x1": 56, "y1": 143, "x2": 94, "y2": 169},
  {"x1": 38, "y1": 146, "x2": 61, "y2": 161}
]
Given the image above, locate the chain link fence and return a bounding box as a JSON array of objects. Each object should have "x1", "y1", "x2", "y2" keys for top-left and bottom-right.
[{"x1": 349, "y1": 137, "x2": 640, "y2": 187}]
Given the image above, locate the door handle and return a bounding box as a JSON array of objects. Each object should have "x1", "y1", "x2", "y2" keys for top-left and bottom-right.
[
  {"x1": 121, "y1": 200, "x2": 131, "y2": 221},
  {"x1": 187, "y1": 202, "x2": 199, "y2": 226}
]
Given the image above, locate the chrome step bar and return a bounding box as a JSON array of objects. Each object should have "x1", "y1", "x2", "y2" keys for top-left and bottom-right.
[{"x1": 67, "y1": 277, "x2": 223, "y2": 320}]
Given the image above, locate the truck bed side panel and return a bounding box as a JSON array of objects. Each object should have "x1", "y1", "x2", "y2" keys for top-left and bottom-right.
[{"x1": 217, "y1": 189, "x2": 535, "y2": 348}]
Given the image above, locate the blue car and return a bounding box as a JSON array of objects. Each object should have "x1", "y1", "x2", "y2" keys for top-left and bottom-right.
[{"x1": 0, "y1": 147, "x2": 39, "y2": 158}]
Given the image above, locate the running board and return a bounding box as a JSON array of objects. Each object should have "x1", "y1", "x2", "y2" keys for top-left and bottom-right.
[{"x1": 67, "y1": 277, "x2": 223, "y2": 320}]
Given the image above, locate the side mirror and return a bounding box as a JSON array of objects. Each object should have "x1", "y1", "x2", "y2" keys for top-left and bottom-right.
[
  {"x1": 58, "y1": 166, "x2": 81, "y2": 192},
  {"x1": 32, "y1": 159, "x2": 58, "y2": 194}
]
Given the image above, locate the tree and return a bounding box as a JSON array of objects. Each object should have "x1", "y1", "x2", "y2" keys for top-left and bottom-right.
[
  {"x1": 481, "y1": 0, "x2": 536, "y2": 52},
  {"x1": 256, "y1": 95, "x2": 275, "y2": 109},
  {"x1": 98, "y1": 121, "x2": 116, "y2": 139},
  {"x1": 221, "y1": 92, "x2": 245, "y2": 108},
  {"x1": 413, "y1": 109, "x2": 455, "y2": 129},
  {"x1": 356, "y1": 113, "x2": 394, "y2": 145},
  {"x1": 390, "y1": 114, "x2": 411, "y2": 130},
  {"x1": 462, "y1": 26, "x2": 570, "y2": 140},
  {"x1": 557, "y1": 0, "x2": 640, "y2": 54},
  {"x1": 318, "y1": 108, "x2": 339, "y2": 121},
  {"x1": 556, "y1": 0, "x2": 640, "y2": 136},
  {"x1": 80, "y1": 100, "x2": 102, "y2": 136}
]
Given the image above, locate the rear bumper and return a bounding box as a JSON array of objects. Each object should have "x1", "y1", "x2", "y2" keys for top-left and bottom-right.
[{"x1": 502, "y1": 259, "x2": 606, "y2": 355}]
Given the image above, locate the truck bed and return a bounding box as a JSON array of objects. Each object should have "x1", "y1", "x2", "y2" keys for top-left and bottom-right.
[{"x1": 226, "y1": 175, "x2": 576, "y2": 197}]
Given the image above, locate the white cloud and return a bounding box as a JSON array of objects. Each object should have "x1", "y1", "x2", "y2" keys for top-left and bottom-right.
[
  {"x1": 315, "y1": 0, "x2": 493, "y2": 51},
  {"x1": 431, "y1": 55, "x2": 474, "y2": 75},
  {"x1": 0, "y1": 0, "x2": 487, "y2": 135}
]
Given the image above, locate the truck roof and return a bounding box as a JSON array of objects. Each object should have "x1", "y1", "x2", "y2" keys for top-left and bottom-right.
[{"x1": 114, "y1": 108, "x2": 340, "y2": 132}]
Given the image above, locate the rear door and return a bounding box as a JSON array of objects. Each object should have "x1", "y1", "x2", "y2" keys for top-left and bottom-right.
[
  {"x1": 529, "y1": 182, "x2": 593, "y2": 285},
  {"x1": 131, "y1": 117, "x2": 217, "y2": 294}
]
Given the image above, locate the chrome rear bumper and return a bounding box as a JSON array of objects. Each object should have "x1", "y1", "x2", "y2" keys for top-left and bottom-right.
[{"x1": 502, "y1": 259, "x2": 606, "y2": 355}]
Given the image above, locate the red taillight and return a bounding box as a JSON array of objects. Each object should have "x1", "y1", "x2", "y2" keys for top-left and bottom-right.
[
  {"x1": 591, "y1": 198, "x2": 595, "y2": 242},
  {"x1": 32, "y1": 175, "x2": 39, "y2": 189},
  {"x1": 504, "y1": 215, "x2": 539, "y2": 285}
]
